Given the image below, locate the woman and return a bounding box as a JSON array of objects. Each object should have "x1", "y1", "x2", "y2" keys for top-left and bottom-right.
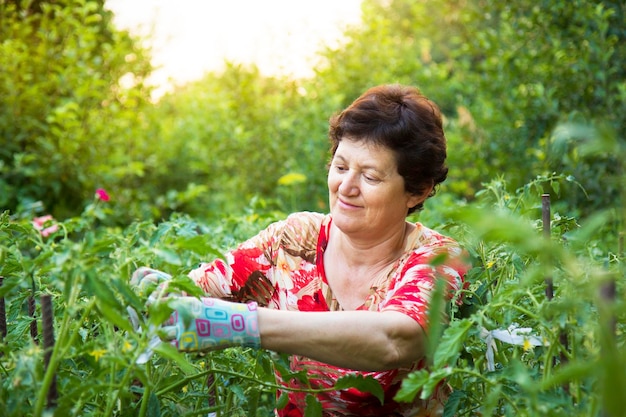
[{"x1": 133, "y1": 84, "x2": 469, "y2": 416}]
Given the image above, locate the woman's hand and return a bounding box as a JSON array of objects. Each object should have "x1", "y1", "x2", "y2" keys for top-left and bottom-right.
[{"x1": 130, "y1": 267, "x2": 173, "y2": 306}]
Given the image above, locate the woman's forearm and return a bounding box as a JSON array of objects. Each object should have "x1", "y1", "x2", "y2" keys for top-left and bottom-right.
[{"x1": 257, "y1": 308, "x2": 425, "y2": 371}]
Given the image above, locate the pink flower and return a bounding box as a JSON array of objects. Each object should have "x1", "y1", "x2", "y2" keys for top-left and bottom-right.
[
  {"x1": 33, "y1": 215, "x2": 53, "y2": 228},
  {"x1": 95, "y1": 188, "x2": 110, "y2": 202},
  {"x1": 41, "y1": 224, "x2": 59, "y2": 237},
  {"x1": 33, "y1": 215, "x2": 59, "y2": 237}
]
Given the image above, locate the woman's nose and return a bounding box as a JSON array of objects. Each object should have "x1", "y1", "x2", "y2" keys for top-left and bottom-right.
[{"x1": 338, "y1": 172, "x2": 359, "y2": 195}]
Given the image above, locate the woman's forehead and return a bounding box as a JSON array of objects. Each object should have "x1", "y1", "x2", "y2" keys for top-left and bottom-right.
[{"x1": 333, "y1": 139, "x2": 398, "y2": 169}]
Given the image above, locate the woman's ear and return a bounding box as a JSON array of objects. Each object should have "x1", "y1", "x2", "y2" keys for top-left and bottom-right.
[{"x1": 406, "y1": 183, "x2": 434, "y2": 209}]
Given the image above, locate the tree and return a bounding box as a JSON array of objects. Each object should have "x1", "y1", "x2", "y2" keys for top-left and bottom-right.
[
  {"x1": 313, "y1": 0, "x2": 625, "y2": 215},
  {"x1": 0, "y1": 0, "x2": 155, "y2": 219}
]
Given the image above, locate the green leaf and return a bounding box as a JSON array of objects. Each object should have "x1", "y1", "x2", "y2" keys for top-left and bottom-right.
[
  {"x1": 110, "y1": 276, "x2": 144, "y2": 311},
  {"x1": 481, "y1": 383, "x2": 502, "y2": 417},
  {"x1": 504, "y1": 359, "x2": 534, "y2": 392},
  {"x1": 304, "y1": 394, "x2": 322, "y2": 417},
  {"x1": 540, "y1": 360, "x2": 597, "y2": 390},
  {"x1": 433, "y1": 319, "x2": 473, "y2": 369},
  {"x1": 150, "y1": 223, "x2": 174, "y2": 247},
  {"x1": 394, "y1": 370, "x2": 429, "y2": 403},
  {"x1": 276, "y1": 392, "x2": 290, "y2": 410},
  {"x1": 443, "y1": 389, "x2": 465, "y2": 417},
  {"x1": 273, "y1": 353, "x2": 310, "y2": 385},
  {"x1": 428, "y1": 252, "x2": 449, "y2": 267},
  {"x1": 168, "y1": 275, "x2": 205, "y2": 298},
  {"x1": 425, "y1": 276, "x2": 447, "y2": 363},
  {"x1": 0, "y1": 275, "x2": 21, "y2": 298},
  {"x1": 420, "y1": 368, "x2": 452, "y2": 400},
  {"x1": 147, "y1": 301, "x2": 176, "y2": 328},
  {"x1": 334, "y1": 374, "x2": 384, "y2": 404},
  {"x1": 175, "y1": 235, "x2": 224, "y2": 258},
  {"x1": 152, "y1": 248, "x2": 182, "y2": 266},
  {"x1": 147, "y1": 392, "x2": 161, "y2": 417},
  {"x1": 247, "y1": 389, "x2": 259, "y2": 417},
  {"x1": 95, "y1": 301, "x2": 133, "y2": 332},
  {"x1": 84, "y1": 270, "x2": 119, "y2": 307},
  {"x1": 153, "y1": 342, "x2": 196, "y2": 375}
]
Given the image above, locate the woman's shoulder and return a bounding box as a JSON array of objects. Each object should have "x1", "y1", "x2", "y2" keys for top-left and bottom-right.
[
  {"x1": 262, "y1": 212, "x2": 327, "y2": 244},
  {"x1": 407, "y1": 222, "x2": 470, "y2": 277},
  {"x1": 411, "y1": 222, "x2": 460, "y2": 249},
  {"x1": 272, "y1": 212, "x2": 327, "y2": 258},
  {"x1": 283, "y1": 211, "x2": 327, "y2": 230}
]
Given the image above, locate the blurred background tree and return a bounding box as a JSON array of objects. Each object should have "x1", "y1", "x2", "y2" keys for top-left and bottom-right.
[
  {"x1": 1, "y1": 0, "x2": 623, "y2": 223},
  {"x1": 313, "y1": 0, "x2": 625, "y2": 214},
  {"x1": 0, "y1": 0, "x2": 156, "y2": 221}
]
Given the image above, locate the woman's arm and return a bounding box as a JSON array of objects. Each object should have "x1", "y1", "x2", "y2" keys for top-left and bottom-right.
[{"x1": 258, "y1": 308, "x2": 425, "y2": 371}]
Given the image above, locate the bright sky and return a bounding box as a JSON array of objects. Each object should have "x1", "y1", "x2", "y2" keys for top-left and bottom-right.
[{"x1": 106, "y1": 0, "x2": 362, "y2": 96}]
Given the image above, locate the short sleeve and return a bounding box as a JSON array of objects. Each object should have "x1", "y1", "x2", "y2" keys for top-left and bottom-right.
[
  {"x1": 187, "y1": 212, "x2": 324, "y2": 306},
  {"x1": 380, "y1": 234, "x2": 469, "y2": 331}
]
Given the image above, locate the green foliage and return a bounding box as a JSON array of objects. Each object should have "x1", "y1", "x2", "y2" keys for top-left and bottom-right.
[
  {"x1": 396, "y1": 178, "x2": 625, "y2": 417},
  {"x1": 5, "y1": 0, "x2": 623, "y2": 223},
  {"x1": 314, "y1": 0, "x2": 625, "y2": 215},
  {"x1": 2, "y1": 170, "x2": 625, "y2": 416},
  {"x1": 149, "y1": 65, "x2": 332, "y2": 217},
  {"x1": 1, "y1": 201, "x2": 387, "y2": 416},
  {"x1": 0, "y1": 0, "x2": 156, "y2": 220},
  {"x1": 1, "y1": 0, "x2": 625, "y2": 415}
]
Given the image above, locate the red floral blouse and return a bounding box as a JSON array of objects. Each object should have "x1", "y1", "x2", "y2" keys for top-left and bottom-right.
[{"x1": 188, "y1": 212, "x2": 469, "y2": 417}]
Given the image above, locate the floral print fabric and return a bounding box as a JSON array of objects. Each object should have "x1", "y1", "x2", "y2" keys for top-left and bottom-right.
[{"x1": 188, "y1": 212, "x2": 469, "y2": 417}]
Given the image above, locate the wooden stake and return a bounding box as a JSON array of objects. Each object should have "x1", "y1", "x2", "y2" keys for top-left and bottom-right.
[
  {"x1": 542, "y1": 193, "x2": 569, "y2": 392},
  {"x1": 41, "y1": 294, "x2": 57, "y2": 408},
  {"x1": 600, "y1": 279, "x2": 617, "y2": 334},
  {"x1": 542, "y1": 194, "x2": 554, "y2": 300},
  {"x1": 0, "y1": 277, "x2": 6, "y2": 341}
]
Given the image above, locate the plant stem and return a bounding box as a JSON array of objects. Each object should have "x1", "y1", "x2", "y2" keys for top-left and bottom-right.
[
  {"x1": 487, "y1": 302, "x2": 540, "y2": 321},
  {"x1": 103, "y1": 361, "x2": 118, "y2": 417},
  {"x1": 156, "y1": 366, "x2": 353, "y2": 398},
  {"x1": 451, "y1": 368, "x2": 519, "y2": 412},
  {"x1": 103, "y1": 323, "x2": 140, "y2": 417},
  {"x1": 138, "y1": 364, "x2": 152, "y2": 417},
  {"x1": 542, "y1": 194, "x2": 554, "y2": 300},
  {"x1": 33, "y1": 283, "x2": 92, "y2": 417}
]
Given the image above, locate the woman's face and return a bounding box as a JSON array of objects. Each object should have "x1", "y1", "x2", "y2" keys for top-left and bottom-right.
[{"x1": 328, "y1": 138, "x2": 422, "y2": 237}]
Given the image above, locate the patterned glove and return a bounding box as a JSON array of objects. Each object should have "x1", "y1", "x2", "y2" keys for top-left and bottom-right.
[
  {"x1": 162, "y1": 296, "x2": 261, "y2": 352},
  {"x1": 130, "y1": 267, "x2": 172, "y2": 305}
]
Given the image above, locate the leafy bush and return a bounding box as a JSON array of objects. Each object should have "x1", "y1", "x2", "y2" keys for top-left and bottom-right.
[
  {"x1": 402, "y1": 176, "x2": 625, "y2": 417},
  {"x1": 0, "y1": 200, "x2": 277, "y2": 416},
  {"x1": 0, "y1": 197, "x2": 389, "y2": 416},
  {"x1": 0, "y1": 0, "x2": 156, "y2": 220},
  {"x1": 1, "y1": 2, "x2": 625, "y2": 414},
  {"x1": 150, "y1": 64, "x2": 337, "y2": 218},
  {"x1": 2, "y1": 172, "x2": 625, "y2": 416},
  {"x1": 314, "y1": 0, "x2": 625, "y2": 216}
]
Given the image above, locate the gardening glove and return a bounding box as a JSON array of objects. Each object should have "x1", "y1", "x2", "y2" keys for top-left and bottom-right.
[
  {"x1": 161, "y1": 296, "x2": 261, "y2": 352},
  {"x1": 128, "y1": 267, "x2": 174, "y2": 364},
  {"x1": 130, "y1": 267, "x2": 173, "y2": 306}
]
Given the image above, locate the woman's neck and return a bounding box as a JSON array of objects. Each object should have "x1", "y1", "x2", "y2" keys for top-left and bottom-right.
[{"x1": 329, "y1": 221, "x2": 412, "y2": 270}]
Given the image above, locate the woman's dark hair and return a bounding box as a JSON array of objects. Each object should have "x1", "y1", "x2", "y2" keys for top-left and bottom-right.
[{"x1": 328, "y1": 84, "x2": 448, "y2": 214}]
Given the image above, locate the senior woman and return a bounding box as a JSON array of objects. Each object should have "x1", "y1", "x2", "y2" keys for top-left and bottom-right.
[{"x1": 132, "y1": 84, "x2": 469, "y2": 416}]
